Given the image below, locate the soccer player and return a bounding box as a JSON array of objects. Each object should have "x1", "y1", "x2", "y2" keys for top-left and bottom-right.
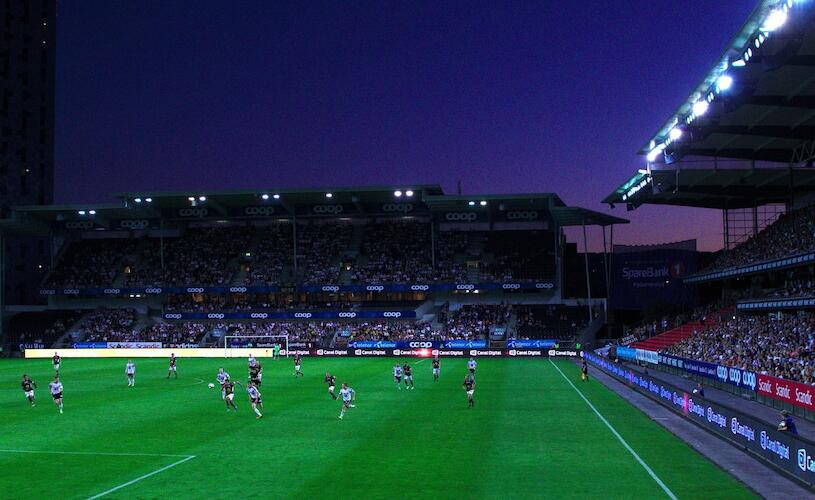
[
  {"x1": 166, "y1": 353, "x2": 178, "y2": 379},
  {"x1": 125, "y1": 359, "x2": 136, "y2": 387},
  {"x1": 468, "y1": 357, "x2": 477, "y2": 378},
  {"x1": 393, "y1": 363, "x2": 403, "y2": 390},
  {"x1": 21, "y1": 375, "x2": 37, "y2": 407},
  {"x1": 403, "y1": 363, "x2": 414, "y2": 390},
  {"x1": 462, "y1": 373, "x2": 475, "y2": 408},
  {"x1": 216, "y1": 368, "x2": 231, "y2": 400},
  {"x1": 325, "y1": 372, "x2": 337, "y2": 400},
  {"x1": 52, "y1": 352, "x2": 61, "y2": 373},
  {"x1": 249, "y1": 360, "x2": 262, "y2": 387},
  {"x1": 580, "y1": 359, "x2": 589, "y2": 382},
  {"x1": 338, "y1": 383, "x2": 355, "y2": 419},
  {"x1": 273, "y1": 344, "x2": 281, "y2": 360},
  {"x1": 432, "y1": 358, "x2": 440, "y2": 382},
  {"x1": 223, "y1": 379, "x2": 242, "y2": 412},
  {"x1": 248, "y1": 353, "x2": 257, "y2": 367},
  {"x1": 294, "y1": 353, "x2": 303, "y2": 377},
  {"x1": 49, "y1": 375, "x2": 64, "y2": 414},
  {"x1": 246, "y1": 381, "x2": 263, "y2": 419}
]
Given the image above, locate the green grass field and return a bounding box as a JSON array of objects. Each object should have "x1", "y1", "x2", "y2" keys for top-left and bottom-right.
[{"x1": 0, "y1": 356, "x2": 754, "y2": 499}]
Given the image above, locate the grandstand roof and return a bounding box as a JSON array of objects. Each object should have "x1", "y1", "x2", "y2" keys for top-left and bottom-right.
[
  {"x1": 606, "y1": 0, "x2": 815, "y2": 211},
  {"x1": 603, "y1": 167, "x2": 815, "y2": 209},
  {"x1": 641, "y1": 0, "x2": 815, "y2": 165},
  {"x1": 0, "y1": 185, "x2": 627, "y2": 234}
]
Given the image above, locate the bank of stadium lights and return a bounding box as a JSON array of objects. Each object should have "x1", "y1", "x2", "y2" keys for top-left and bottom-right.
[
  {"x1": 394, "y1": 190, "x2": 402, "y2": 197},
  {"x1": 669, "y1": 127, "x2": 682, "y2": 141},
  {"x1": 261, "y1": 194, "x2": 269, "y2": 200},
  {"x1": 479, "y1": 200, "x2": 487, "y2": 206},
  {"x1": 405, "y1": 190, "x2": 414, "y2": 197},
  {"x1": 468, "y1": 201, "x2": 475, "y2": 206},
  {"x1": 77, "y1": 210, "x2": 86, "y2": 215},
  {"x1": 325, "y1": 192, "x2": 333, "y2": 198},
  {"x1": 716, "y1": 75, "x2": 733, "y2": 92},
  {"x1": 89, "y1": 210, "x2": 96, "y2": 215}
]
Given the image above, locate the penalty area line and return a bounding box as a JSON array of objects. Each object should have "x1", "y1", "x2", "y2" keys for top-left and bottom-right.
[
  {"x1": 86, "y1": 455, "x2": 196, "y2": 499},
  {"x1": 548, "y1": 359, "x2": 677, "y2": 500}
]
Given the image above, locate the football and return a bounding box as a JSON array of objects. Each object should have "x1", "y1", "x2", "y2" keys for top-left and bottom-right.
[{"x1": 208, "y1": 383, "x2": 215, "y2": 389}]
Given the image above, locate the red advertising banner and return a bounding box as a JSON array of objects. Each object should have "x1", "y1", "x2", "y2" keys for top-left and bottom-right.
[{"x1": 757, "y1": 373, "x2": 815, "y2": 411}]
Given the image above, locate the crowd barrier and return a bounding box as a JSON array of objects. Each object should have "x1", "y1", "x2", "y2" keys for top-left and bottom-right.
[
  {"x1": 586, "y1": 353, "x2": 815, "y2": 487},
  {"x1": 24, "y1": 347, "x2": 582, "y2": 359}
]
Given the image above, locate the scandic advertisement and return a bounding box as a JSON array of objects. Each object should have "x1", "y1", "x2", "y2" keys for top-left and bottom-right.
[{"x1": 757, "y1": 374, "x2": 815, "y2": 412}]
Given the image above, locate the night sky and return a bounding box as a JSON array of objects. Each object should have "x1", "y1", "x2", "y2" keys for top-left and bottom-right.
[{"x1": 55, "y1": 1, "x2": 755, "y2": 251}]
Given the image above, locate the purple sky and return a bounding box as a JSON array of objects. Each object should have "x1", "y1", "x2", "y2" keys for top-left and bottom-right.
[{"x1": 55, "y1": 1, "x2": 754, "y2": 252}]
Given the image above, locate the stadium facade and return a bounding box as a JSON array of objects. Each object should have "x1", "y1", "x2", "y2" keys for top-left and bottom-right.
[
  {"x1": 0, "y1": 185, "x2": 625, "y2": 352},
  {"x1": 0, "y1": 0, "x2": 57, "y2": 304}
]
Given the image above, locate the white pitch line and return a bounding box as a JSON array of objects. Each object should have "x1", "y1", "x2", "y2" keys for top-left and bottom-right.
[
  {"x1": 0, "y1": 449, "x2": 196, "y2": 499},
  {"x1": 0, "y1": 449, "x2": 190, "y2": 458},
  {"x1": 86, "y1": 455, "x2": 196, "y2": 499},
  {"x1": 548, "y1": 359, "x2": 677, "y2": 500}
]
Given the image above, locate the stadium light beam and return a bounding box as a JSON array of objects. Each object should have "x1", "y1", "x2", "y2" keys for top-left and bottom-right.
[
  {"x1": 716, "y1": 74, "x2": 733, "y2": 92},
  {"x1": 761, "y1": 9, "x2": 787, "y2": 32},
  {"x1": 669, "y1": 127, "x2": 682, "y2": 141},
  {"x1": 692, "y1": 100, "x2": 709, "y2": 117}
]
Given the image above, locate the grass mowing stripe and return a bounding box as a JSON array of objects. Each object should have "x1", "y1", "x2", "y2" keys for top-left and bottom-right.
[
  {"x1": 86, "y1": 455, "x2": 196, "y2": 499},
  {"x1": 549, "y1": 358, "x2": 678, "y2": 500}
]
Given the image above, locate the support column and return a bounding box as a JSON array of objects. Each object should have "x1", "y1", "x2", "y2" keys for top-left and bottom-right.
[
  {"x1": 582, "y1": 220, "x2": 592, "y2": 324},
  {"x1": 292, "y1": 215, "x2": 298, "y2": 279},
  {"x1": 0, "y1": 229, "x2": 5, "y2": 353},
  {"x1": 159, "y1": 219, "x2": 165, "y2": 269},
  {"x1": 430, "y1": 218, "x2": 436, "y2": 268},
  {"x1": 602, "y1": 225, "x2": 609, "y2": 318}
]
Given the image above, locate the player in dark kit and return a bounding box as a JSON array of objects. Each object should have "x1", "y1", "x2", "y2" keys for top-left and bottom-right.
[
  {"x1": 325, "y1": 372, "x2": 337, "y2": 400},
  {"x1": 432, "y1": 358, "x2": 440, "y2": 382},
  {"x1": 52, "y1": 353, "x2": 61, "y2": 373},
  {"x1": 167, "y1": 353, "x2": 178, "y2": 379},
  {"x1": 249, "y1": 362, "x2": 262, "y2": 387},
  {"x1": 462, "y1": 374, "x2": 475, "y2": 408},
  {"x1": 581, "y1": 359, "x2": 589, "y2": 382},
  {"x1": 294, "y1": 354, "x2": 303, "y2": 377},
  {"x1": 403, "y1": 363, "x2": 414, "y2": 390},
  {"x1": 21, "y1": 375, "x2": 37, "y2": 406},
  {"x1": 223, "y1": 380, "x2": 242, "y2": 412}
]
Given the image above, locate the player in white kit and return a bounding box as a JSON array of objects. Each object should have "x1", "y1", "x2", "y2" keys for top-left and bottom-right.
[
  {"x1": 468, "y1": 358, "x2": 477, "y2": 378},
  {"x1": 338, "y1": 383, "x2": 356, "y2": 419},
  {"x1": 49, "y1": 375, "x2": 64, "y2": 414},
  {"x1": 246, "y1": 381, "x2": 263, "y2": 419},
  {"x1": 216, "y1": 368, "x2": 230, "y2": 400},
  {"x1": 125, "y1": 360, "x2": 136, "y2": 387},
  {"x1": 393, "y1": 363, "x2": 403, "y2": 390}
]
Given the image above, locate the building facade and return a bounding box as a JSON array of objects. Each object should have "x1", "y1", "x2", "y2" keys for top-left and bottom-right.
[{"x1": 1, "y1": 0, "x2": 56, "y2": 303}]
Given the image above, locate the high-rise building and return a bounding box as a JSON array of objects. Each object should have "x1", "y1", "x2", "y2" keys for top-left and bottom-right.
[{"x1": 1, "y1": 1, "x2": 56, "y2": 303}]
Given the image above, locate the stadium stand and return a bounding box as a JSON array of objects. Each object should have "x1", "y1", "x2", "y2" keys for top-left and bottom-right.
[
  {"x1": 665, "y1": 313, "x2": 815, "y2": 385},
  {"x1": 7, "y1": 310, "x2": 82, "y2": 348},
  {"x1": 515, "y1": 304, "x2": 590, "y2": 340}
]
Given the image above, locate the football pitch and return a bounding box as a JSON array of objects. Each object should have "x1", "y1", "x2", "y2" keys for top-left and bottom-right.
[{"x1": 0, "y1": 357, "x2": 754, "y2": 499}]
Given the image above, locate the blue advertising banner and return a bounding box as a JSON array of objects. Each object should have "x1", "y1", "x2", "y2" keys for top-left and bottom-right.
[
  {"x1": 658, "y1": 353, "x2": 757, "y2": 391},
  {"x1": 506, "y1": 339, "x2": 556, "y2": 348},
  {"x1": 615, "y1": 346, "x2": 638, "y2": 362},
  {"x1": 162, "y1": 310, "x2": 416, "y2": 321},
  {"x1": 349, "y1": 341, "x2": 442, "y2": 349},
  {"x1": 610, "y1": 244, "x2": 698, "y2": 310},
  {"x1": 40, "y1": 281, "x2": 557, "y2": 297},
  {"x1": 443, "y1": 340, "x2": 487, "y2": 349},
  {"x1": 71, "y1": 342, "x2": 108, "y2": 349}
]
